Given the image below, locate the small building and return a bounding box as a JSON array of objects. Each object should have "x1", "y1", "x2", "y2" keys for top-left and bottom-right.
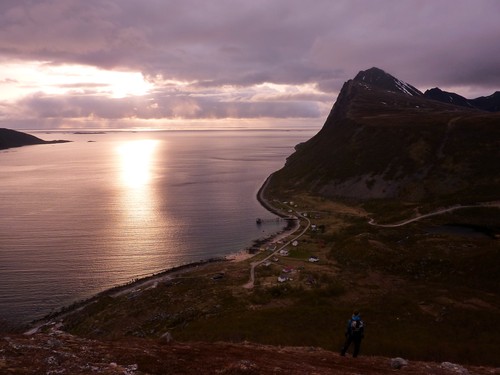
[{"x1": 278, "y1": 275, "x2": 289, "y2": 283}]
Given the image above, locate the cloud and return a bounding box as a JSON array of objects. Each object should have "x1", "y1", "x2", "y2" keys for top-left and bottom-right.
[
  {"x1": 1, "y1": 0, "x2": 500, "y2": 128},
  {"x1": 17, "y1": 88, "x2": 323, "y2": 123},
  {"x1": 1, "y1": 78, "x2": 19, "y2": 84}
]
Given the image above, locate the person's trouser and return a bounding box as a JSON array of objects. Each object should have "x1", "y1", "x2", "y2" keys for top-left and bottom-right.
[{"x1": 341, "y1": 336, "x2": 362, "y2": 357}]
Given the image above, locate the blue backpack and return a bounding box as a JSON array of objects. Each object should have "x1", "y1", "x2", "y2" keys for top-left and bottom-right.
[{"x1": 349, "y1": 318, "x2": 364, "y2": 336}]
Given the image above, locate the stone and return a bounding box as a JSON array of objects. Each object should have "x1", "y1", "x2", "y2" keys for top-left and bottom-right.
[
  {"x1": 159, "y1": 331, "x2": 173, "y2": 343},
  {"x1": 390, "y1": 357, "x2": 408, "y2": 369},
  {"x1": 440, "y1": 362, "x2": 469, "y2": 374}
]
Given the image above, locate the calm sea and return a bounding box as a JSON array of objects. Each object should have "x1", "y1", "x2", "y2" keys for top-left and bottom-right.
[{"x1": 0, "y1": 127, "x2": 317, "y2": 326}]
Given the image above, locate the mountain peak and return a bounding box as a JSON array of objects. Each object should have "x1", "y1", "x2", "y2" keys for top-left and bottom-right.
[
  {"x1": 423, "y1": 87, "x2": 474, "y2": 108},
  {"x1": 470, "y1": 91, "x2": 500, "y2": 111},
  {"x1": 353, "y1": 67, "x2": 388, "y2": 81},
  {"x1": 270, "y1": 66, "x2": 500, "y2": 203},
  {"x1": 353, "y1": 67, "x2": 422, "y2": 97}
]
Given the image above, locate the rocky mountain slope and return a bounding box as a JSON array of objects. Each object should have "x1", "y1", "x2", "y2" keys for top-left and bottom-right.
[
  {"x1": 2, "y1": 329, "x2": 497, "y2": 374},
  {"x1": 267, "y1": 67, "x2": 500, "y2": 206},
  {"x1": 0, "y1": 128, "x2": 69, "y2": 150}
]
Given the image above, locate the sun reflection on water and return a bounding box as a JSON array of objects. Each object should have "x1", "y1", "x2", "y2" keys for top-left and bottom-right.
[
  {"x1": 113, "y1": 139, "x2": 172, "y2": 270},
  {"x1": 117, "y1": 140, "x2": 158, "y2": 188}
]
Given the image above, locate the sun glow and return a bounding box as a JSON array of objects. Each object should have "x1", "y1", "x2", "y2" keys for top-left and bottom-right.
[{"x1": 0, "y1": 61, "x2": 153, "y2": 101}]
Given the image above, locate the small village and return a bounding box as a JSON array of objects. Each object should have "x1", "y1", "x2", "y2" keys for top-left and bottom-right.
[{"x1": 243, "y1": 197, "x2": 332, "y2": 290}]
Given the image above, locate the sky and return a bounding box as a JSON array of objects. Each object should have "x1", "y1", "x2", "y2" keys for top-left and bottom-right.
[{"x1": 1, "y1": 0, "x2": 499, "y2": 130}]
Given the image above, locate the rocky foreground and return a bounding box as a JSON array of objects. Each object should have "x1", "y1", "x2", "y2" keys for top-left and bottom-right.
[{"x1": 1, "y1": 327, "x2": 498, "y2": 375}]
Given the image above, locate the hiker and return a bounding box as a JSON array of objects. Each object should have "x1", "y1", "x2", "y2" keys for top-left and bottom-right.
[{"x1": 340, "y1": 311, "x2": 364, "y2": 357}]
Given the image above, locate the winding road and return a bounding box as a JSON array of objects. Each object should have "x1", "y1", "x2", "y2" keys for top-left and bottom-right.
[
  {"x1": 243, "y1": 212, "x2": 310, "y2": 289},
  {"x1": 368, "y1": 201, "x2": 500, "y2": 228},
  {"x1": 246, "y1": 182, "x2": 499, "y2": 289}
]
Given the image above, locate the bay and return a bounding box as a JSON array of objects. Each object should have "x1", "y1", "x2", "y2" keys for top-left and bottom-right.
[{"x1": 0, "y1": 127, "x2": 317, "y2": 325}]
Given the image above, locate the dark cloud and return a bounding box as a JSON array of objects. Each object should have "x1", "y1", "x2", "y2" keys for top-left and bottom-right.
[{"x1": 1, "y1": 0, "x2": 500, "y2": 128}]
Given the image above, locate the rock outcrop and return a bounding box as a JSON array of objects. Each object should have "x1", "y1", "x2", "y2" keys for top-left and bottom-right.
[{"x1": 0, "y1": 128, "x2": 69, "y2": 150}]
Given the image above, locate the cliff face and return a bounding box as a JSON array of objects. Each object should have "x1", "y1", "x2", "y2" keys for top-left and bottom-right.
[
  {"x1": 268, "y1": 68, "x2": 500, "y2": 204},
  {"x1": 0, "y1": 128, "x2": 69, "y2": 150}
]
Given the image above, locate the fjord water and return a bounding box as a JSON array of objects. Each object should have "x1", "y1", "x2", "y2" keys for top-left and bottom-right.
[{"x1": 0, "y1": 128, "x2": 317, "y2": 326}]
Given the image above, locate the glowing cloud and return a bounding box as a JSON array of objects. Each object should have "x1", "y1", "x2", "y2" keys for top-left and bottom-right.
[{"x1": 0, "y1": 61, "x2": 153, "y2": 101}]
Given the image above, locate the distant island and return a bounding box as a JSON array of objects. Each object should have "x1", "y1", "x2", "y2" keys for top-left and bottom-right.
[
  {"x1": 73, "y1": 131, "x2": 106, "y2": 134},
  {"x1": 0, "y1": 128, "x2": 70, "y2": 150}
]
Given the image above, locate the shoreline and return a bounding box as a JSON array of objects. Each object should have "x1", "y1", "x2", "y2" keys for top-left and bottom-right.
[
  {"x1": 24, "y1": 257, "x2": 228, "y2": 334},
  {"x1": 256, "y1": 173, "x2": 288, "y2": 218},
  {"x1": 25, "y1": 173, "x2": 292, "y2": 334}
]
